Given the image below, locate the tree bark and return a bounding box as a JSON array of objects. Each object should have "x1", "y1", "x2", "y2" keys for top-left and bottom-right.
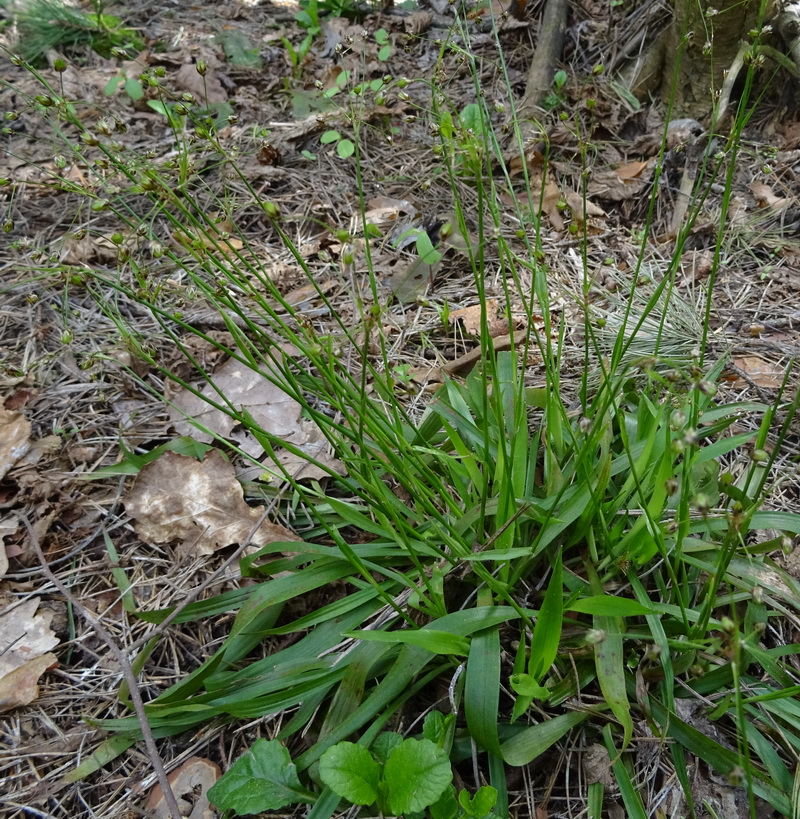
[
  {"x1": 517, "y1": 0, "x2": 570, "y2": 133},
  {"x1": 660, "y1": 0, "x2": 760, "y2": 121}
]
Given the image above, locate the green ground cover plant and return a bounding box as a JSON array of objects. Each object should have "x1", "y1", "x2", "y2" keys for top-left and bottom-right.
[
  {"x1": 3, "y1": 5, "x2": 800, "y2": 817},
  {"x1": 2, "y1": 0, "x2": 143, "y2": 64}
]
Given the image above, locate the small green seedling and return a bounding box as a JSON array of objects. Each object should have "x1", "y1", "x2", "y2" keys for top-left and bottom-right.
[
  {"x1": 376, "y1": 28, "x2": 392, "y2": 62},
  {"x1": 542, "y1": 69, "x2": 568, "y2": 110},
  {"x1": 320, "y1": 735, "x2": 453, "y2": 816},
  {"x1": 321, "y1": 129, "x2": 355, "y2": 158},
  {"x1": 105, "y1": 72, "x2": 144, "y2": 101}
]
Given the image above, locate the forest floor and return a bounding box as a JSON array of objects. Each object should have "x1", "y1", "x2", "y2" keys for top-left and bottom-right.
[{"x1": 2, "y1": 0, "x2": 800, "y2": 817}]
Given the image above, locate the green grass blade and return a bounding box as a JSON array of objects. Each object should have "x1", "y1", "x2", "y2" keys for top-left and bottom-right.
[
  {"x1": 601, "y1": 725, "x2": 647, "y2": 819},
  {"x1": 529, "y1": 548, "x2": 562, "y2": 679}
]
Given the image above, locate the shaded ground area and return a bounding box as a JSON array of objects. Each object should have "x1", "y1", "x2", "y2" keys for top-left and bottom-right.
[{"x1": 2, "y1": 0, "x2": 800, "y2": 816}]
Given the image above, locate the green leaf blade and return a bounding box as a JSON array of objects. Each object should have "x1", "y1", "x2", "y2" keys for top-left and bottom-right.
[
  {"x1": 208, "y1": 739, "x2": 312, "y2": 815},
  {"x1": 384, "y1": 738, "x2": 453, "y2": 815},
  {"x1": 319, "y1": 742, "x2": 381, "y2": 806}
]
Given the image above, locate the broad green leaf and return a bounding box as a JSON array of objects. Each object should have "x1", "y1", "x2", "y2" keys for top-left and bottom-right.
[
  {"x1": 217, "y1": 29, "x2": 262, "y2": 68},
  {"x1": 500, "y1": 711, "x2": 589, "y2": 766},
  {"x1": 319, "y1": 742, "x2": 380, "y2": 806},
  {"x1": 208, "y1": 739, "x2": 313, "y2": 814},
  {"x1": 423, "y1": 710, "x2": 456, "y2": 751},
  {"x1": 430, "y1": 786, "x2": 460, "y2": 819},
  {"x1": 465, "y1": 624, "x2": 502, "y2": 756},
  {"x1": 337, "y1": 139, "x2": 355, "y2": 158},
  {"x1": 320, "y1": 130, "x2": 340, "y2": 144},
  {"x1": 567, "y1": 596, "x2": 654, "y2": 617},
  {"x1": 344, "y1": 628, "x2": 470, "y2": 656},
  {"x1": 104, "y1": 75, "x2": 122, "y2": 95},
  {"x1": 459, "y1": 103, "x2": 483, "y2": 133},
  {"x1": 416, "y1": 230, "x2": 443, "y2": 264},
  {"x1": 384, "y1": 738, "x2": 453, "y2": 815}
]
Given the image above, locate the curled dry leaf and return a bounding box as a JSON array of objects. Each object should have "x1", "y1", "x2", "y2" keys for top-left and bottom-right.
[
  {"x1": 0, "y1": 409, "x2": 31, "y2": 480},
  {"x1": 749, "y1": 182, "x2": 789, "y2": 211},
  {"x1": 145, "y1": 757, "x2": 221, "y2": 819},
  {"x1": 175, "y1": 63, "x2": 227, "y2": 104},
  {"x1": 0, "y1": 598, "x2": 60, "y2": 713},
  {"x1": 565, "y1": 192, "x2": 606, "y2": 226},
  {"x1": 450, "y1": 300, "x2": 509, "y2": 337},
  {"x1": 587, "y1": 160, "x2": 653, "y2": 202},
  {"x1": 731, "y1": 356, "x2": 785, "y2": 389},
  {"x1": 124, "y1": 449, "x2": 301, "y2": 556}
]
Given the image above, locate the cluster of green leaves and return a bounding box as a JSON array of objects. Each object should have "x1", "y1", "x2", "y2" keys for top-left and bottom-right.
[
  {"x1": 6, "y1": 17, "x2": 800, "y2": 819},
  {"x1": 208, "y1": 717, "x2": 498, "y2": 818}
]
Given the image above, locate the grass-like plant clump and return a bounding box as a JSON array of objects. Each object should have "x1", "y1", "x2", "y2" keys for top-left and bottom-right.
[
  {"x1": 2, "y1": 0, "x2": 143, "y2": 64},
  {"x1": 2, "y1": 8, "x2": 800, "y2": 819}
]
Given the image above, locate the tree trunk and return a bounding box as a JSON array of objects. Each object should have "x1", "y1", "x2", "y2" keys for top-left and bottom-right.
[{"x1": 660, "y1": 0, "x2": 760, "y2": 120}]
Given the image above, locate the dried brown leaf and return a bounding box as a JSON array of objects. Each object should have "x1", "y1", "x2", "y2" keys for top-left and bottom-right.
[
  {"x1": 145, "y1": 757, "x2": 221, "y2": 819},
  {"x1": 749, "y1": 182, "x2": 789, "y2": 211},
  {"x1": 169, "y1": 359, "x2": 303, "y2": 457},
  {"x1": 732, "y1": 356, "x2": 785, "y2": 389},
  {"x1": 0, "y1": 653, "x2": 58, "y2": 713},
  {"x1": 0, "y1": 409, "x2": 31, "y2": 480},
  {"x1": 565, "y1": 191, "x2": 606, "y2": 225},
  {"x1": 0, "y1": 515, "x2": 18, "y2": 579},
  {"x1": 175, "y1": 63, "x2": 227, "y2": 104},
  {"x1": 541, "y1": 180, "x2": 564, "y2": 231},
  {"x1": 0, "y1": 598, "x2": 60, "y2": 712},
  {"x1": 450, "y1": 300, "x2": 506, "y2": 337},
  {"x1": 404, "y1": 10, "x2": 433, "y2": 33},
  {"x1": 587, "y1": 160, "x2": 653, "y2": 202},
  {"x1": 124, "y1": 450, "x2": 301, "y2": 556}
]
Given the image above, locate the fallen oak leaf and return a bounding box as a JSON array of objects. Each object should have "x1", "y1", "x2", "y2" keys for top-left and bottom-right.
[
  {"x1": 169, "y1": 358, "x2": 303, "y2": 458},
  {"x1": 565, "y1": 192, "x2": 606, "y2": 225},
  {"x1": 451, "y1": 300, "x2": 499, "y2": 336},
  {"x1": 0, "y1": 653, "x2": 58, "y2": 713},
  {"x1": 749, "y1": 181, "x2": 789, "y2": 211},
  {"x1": 0, "y1": 597, "x2": 60, "y2": 713},
  {"x1": 124, "y1": 449, "x2": 301, "y2": 556}
]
